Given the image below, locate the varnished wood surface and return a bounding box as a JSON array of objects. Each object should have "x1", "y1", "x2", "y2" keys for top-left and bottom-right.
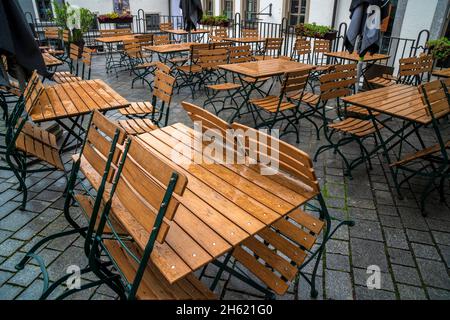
[
  {"x1": 29, "y1": 79, "x2": 130, "y2": 122},
  {"x1": 135, "y1": 123, "x2": 317, "y2": 283},
  {"x1": 164, "y1": 29, "x2": 210, "y2": 35},
  {"x1": 325, "y1": 51, "x2": 390, "y2": 63},
  {"x1": 219, "y1": 59, "x2": 314, "y2": 79},
  {"x1": 224, "y1": 37, "x2": 266, "y2": 44},
  {"x1": 143, "y1": 42, "x2": 196, "y2": 54},
  {"x1": 95, "y1": 34, "x2": 143, "y2": 43},
  {"x1": 342, "y1": 84, "x2": 431, "y2": 124},
  {"x1": 43, "y1": 52, "x2": 63, "y2": 67},
  {"x1": 432, "y1": 68, "x2": 450, "y2": 78}
]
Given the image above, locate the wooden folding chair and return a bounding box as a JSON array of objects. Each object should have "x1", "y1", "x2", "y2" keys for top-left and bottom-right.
[
  {"x1": 123, "y1": 39, "x2": 157, "y2": 88},
  {"x1": 70, "y1": 136, "x2": 215, "y2": 300},
  {"x1": 159, "y1": 22, "x2": 173, "y2": 32},
  {"x1": 153, "y1": 34, "x2": 171, "y2": 46},
  {"x1": 3, "y1": 71, "x2": 65, "y2": 209},
  {"x1": 118, "y1": 70, "x2": 176, "y2": 134},
  {"x1": 242, "y1": 29, "x2": 258, "y2": 38},
  {"x1": 99, "y1": 28, "x2": 132, "y2": 37},
  {"x1": 254, "y1": 38, "x2": 283, "y2": 60},
  {"x1": 52, "y1": 45, "x2": 94, "y2": 83},
  {"x1": 16, "y1": 112, "x2": 128, "y2": 298},
  {"x1": 281, "y1": 37, "x2": 312, "y2": 64},
  {"x1": 312, "y1": 64, "x2": 383, "y2": 178},
  {"x1": 369, "y1": 54, "x2": 434, "y2": 88},
  {"x1": 248, "y1": 69, "x2": 312, "y2": 143},
  {"x1": 390, "y1": 79, "x2": 450, "y2": 214}
]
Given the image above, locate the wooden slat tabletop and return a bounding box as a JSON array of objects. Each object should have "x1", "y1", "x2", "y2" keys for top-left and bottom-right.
[
  {"x1": 432, "y1": 68, "x2": 450, "y2": 78},
  {"x1": 219, "y1": 59, "x2": 315, "y2": 79},
  {"x1": 224, "y1": 37, "x2": 266, "y2": 43},
  {"x1": 325, "y1": 51, "x2": 390, "y2": 62},
  {"x1": 95, "y1": 34, "x2": 143, "y2": 43},
  {"x1": 165, "y1": 29, "x2": 210, "y2": 35},
  {"x1": 30, "y1": 79, "x2": 129, "y2": 122},
  {"x1": 43, "y1": 52, "x2": 63, "y2": 67},
  {"x1": 135, "y1": 123, "x2": 315, "y2": 284},
  {"x1": 342, "y1": 84, "x2": 432, "y2": 124},
  {"x1": 143, "y1": 42, "x2": 195, "y2": 54}
]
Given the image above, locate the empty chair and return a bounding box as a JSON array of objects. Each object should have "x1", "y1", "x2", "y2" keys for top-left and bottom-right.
[
  {"x1": 281, "y1": 37, "x2": 312, "y2": 63},
  {"x1": 254, "y1": 38, "x2": 283, "y2": 60},
  {"x1": 368, "y1": 54, "x2": 434, "y2": 88},
  {"x1": 242, "y1": 28, "x2": 258, "y2": 38},
  {"x1": 52, "y1": 45, "x2": 94, "y2": 83},
  {"x1": 123, "y1": 39, "x2": 157, "y2": 88},
  {"x1": 159, "y1": 22, "x2": 173, "y2": 31},
  {"x1": 118, "y1": 70, "x2": 176, "y2": 134},
  {"x1": 153, "y1": 34, "x2": 171, "y2": 46},
  {"x1": 248, "y1": 69, "x2": 312, "y2": 143},
  {"x1": 99, "y1": 28, "x2": 132, "y2": 37}
]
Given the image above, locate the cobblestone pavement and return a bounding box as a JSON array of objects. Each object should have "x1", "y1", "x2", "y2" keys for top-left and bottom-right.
[{"x1": 0, "y1": 54, "x2": 449, "y2": 300}]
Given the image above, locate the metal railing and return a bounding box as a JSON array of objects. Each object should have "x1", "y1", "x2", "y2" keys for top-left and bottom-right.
[{"x1": 26, "y1": 9, "x2": 430, "y2": 63}]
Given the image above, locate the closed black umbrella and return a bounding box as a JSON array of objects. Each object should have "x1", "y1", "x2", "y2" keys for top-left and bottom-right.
[
  {"x1": 344, "y1": 0, "x2": 391, "y2": 56},
  {"x1": 179, "y1": 0, "x2": 203, "y2": 32},
  {"x1": 0, "y1": 0, "x2": 51, "y2": 88}
]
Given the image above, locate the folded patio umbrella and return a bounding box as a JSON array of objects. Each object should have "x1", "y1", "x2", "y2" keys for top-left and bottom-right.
[
  {"x1": 179, "y1": 0, "x2": 203, "y2": 32},
  {"x1": 0, "y1": 0, "x2": 51, "y2": 88},
  {"x1": 344, "y1": 0, "x2": 390, "y2": 57}
]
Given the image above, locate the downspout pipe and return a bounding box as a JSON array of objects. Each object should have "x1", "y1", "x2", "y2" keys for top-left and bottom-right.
[
  {"x1": 169, "y1": 0, "x2": 172, "y2": 17},
  {"x1": 331, "y1": 0, "x2": 339, "y2": 29}
]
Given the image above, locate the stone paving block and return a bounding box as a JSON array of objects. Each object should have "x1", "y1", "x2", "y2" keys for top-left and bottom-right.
[
  {"x1": 352, "y1": 267, "x2": 394, "y2": 292},
  {"x1": 354, "y1": 286, "x2": 396, "y2": 300},
  {"x1": 16, "y1": 279, "x2": 44, "y2": 300},
  {"x1": 411, "y1": 243, "x2": 441, "y2": 261},
  {"x1": 350, "y1": 219, "x2": 383, "y2": 242},
  {"x1": 437, "y1": 244, "x2": 450, "y2": 268},
  {"x1": 432, "y1": 231, "x2": 450, "y2": 245},
  {"x1": 375, "y1": 190, "x2": 395, "y2": 206},
  {"x1": 324, "y1": 270, "x2": 353, "y2": 300},
  {"x1": 377, "y1": 205, "x2": 399, "y2": 217},
  {"x1": 426, "y1": 218, "x2": 450, "y2": 233},
  {"x1": 326, "y1": 253, "x2": 350, "y2": 272},
  {"x1": 0, "y1": 230, "x2": 13, "y2": 244},
  {"x1": 7, "y1": 264, "x2": 41, "y2": 287},
  {"x1": 392, "y1": 264, "x2": 422, "y2": 286},
  {"x1": 348, "y1": 207, "x2": 378, "y2": 221},
  {"x1": 297, "y1": 276, "x2": 323, "y2": 300},
  {"x1": 22, "y1": 199, "x2": 52, "y2": 214},
  {"x1": 397, "y1": 284, "x2": 427, "y2": 300},
  {"x1": 397, "y1": 207, "x2": 429, "y2": 231},
  {"x1": 223, "y1": 289, "x2": 264, "y2": 300},
  {"x1": 326, "y1": 239, "x2": 349, "y2": 255},
  {"x1": 416, "y1": 258, "x2": 450, "y2": 290},
  {"x1": 0, "y1": 270, "x2": 13, "y2": 287},
  {"x1": 427, "y1": 287, "x2": 450, "y2": 300},
  {"x1": 34, "y1": 190, "x2": 62, "y2": 203},
  {"x1": 383, "y1": 227, "x2": 409, "y2": 250},
  {"x1": 0, "y1": 209, "x2": 38, "y2": 232},
  {"x1": 0, "y1": 201, "x2": 21, "y2": 220},
  {"x1": 379, "y1": 215, "x2": 403, "y2": 228},
  {"x1": 0, "y1": 238, "x2": 24, "y2": 257},
  {"x1": 348, "y1": 198, "x2": 376, "y2": 210},
  {"x1": 0, "y1": 189, "x2": 21, "y2": 207},
  {"x1": 350, "y1": 238, "x2": 389, "y2": 272},
  {"x1": 406, "y1": 229, "x2": 433, "y2": 245},
  {"x1": 387, "y1": 248, "x2": 416, "y2": 267},
  {"x1": 0, "y1": 284, "x2": 23, "y2": 300},
  {"x1": 0, "y1": 251, "x2": 27, "y2": 272}
]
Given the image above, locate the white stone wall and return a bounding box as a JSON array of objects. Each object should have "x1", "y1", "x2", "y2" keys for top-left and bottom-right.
[{"x1": 66, "y1": 0, "x2": 169, "y2": 16}]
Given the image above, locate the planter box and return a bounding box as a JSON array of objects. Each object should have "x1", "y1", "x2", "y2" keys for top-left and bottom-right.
[
  {"x1": 296, "y1": 30, "x2": 338, "y2": 41},
  {"x1": 98, "y1": 17, "x2": 133, "y2": 24}
]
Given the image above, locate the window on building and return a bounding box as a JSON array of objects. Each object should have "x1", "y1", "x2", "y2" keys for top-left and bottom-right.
[
  {"x1": 35, "y1": 0, "x2": 53, "y2": 21},
  {"x1": 222, "y1": 0, "x2": 234, "y2": 19},
  {"x1": 204, "y1": 0, "x2": 214, "y2": 16},
  {"x1": 288, "y1": 0, "x2": 309, "y2": 26},
  {"x1": 243, "y1": 0, "x2": 258, "y2": 21}
]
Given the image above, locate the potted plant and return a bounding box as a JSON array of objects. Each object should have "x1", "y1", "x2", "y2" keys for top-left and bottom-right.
[
  {"x1": 98, "y1": 12, "x2": 133, "y2": 24},
  {"x1": 52, "y1": 1, "x2": 95, "y2": 56},
  {"x1": 200, "y1": 15, "x2": 230, "y2": 27},
  {"x1": 295, "y1": 23, "x2": 337, "y2": 41},
  {"x1": 427, "y1": 37, "x2": 450, "y2": 68}
]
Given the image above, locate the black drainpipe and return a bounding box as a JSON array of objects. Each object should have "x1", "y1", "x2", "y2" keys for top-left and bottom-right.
[
  {"x1": 331, "y1": 0, "x2": 339, "y2": 29},
  {"x1": 169, "y1": 0, "x2": 172, "y2": 17}
]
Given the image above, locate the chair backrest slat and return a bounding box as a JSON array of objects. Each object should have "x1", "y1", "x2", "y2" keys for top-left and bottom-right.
[
  {"x1": 153, "y1": 34, "x2": 170, "y2": 46},
  {"x1": 159, "y1": 22, "x2": 173, "y2": 31},
  {"x1": 153, "y1": 70, "x2": 176, "y2": 104},
  {"x1": 420, "y1": 80, "x2": 450, "y2": 119},
  {"x1": 228, "y1": 45, "x2": 253, "y2": 64},
  {"x1": 319, "y1": 64, "x2": 358, "y2": 101},
  {"x1": 242, "y1": 29, "x2": 258, "y2": 38},
  {"x1": 197, "y1": 49, "x2": 228, "y2": 70},
  {"x1": 182, "y1": 102, "x2": 230, "y2": 137},
  {"x1": 99, "y1": 29, "x2": 132, "y2": 37}
]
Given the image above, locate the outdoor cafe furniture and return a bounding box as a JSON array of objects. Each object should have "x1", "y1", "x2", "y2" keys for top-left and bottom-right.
[
  {"x1": 51, "y1": 45, "x2": 93, "y2": 84},
  {"x1": 432, "y1": 68, "x2": 450, "y2": 79},
  {"x1": 342, "y1": 80, "x2": 450, "y2": 214},
  {"x1": 313, "y1": 64, "x2": 383, "y2": 178},
  {"x1": 367, "y1": 54, "x2": 433, "y2": 88},
  {"x1": 280, "y1": 38, "x2": 312, "y2": 64},
  {"x1": 117, "y1": 69, "x2": 176, "y2": 134},
  {"x1": 143, "y1": 42, "x2": 195, "y2": 66},
  {"x1": 95, "y1": 32, "x2": 143, "y2": 75},
  {"x1": 123, "y1": 39, "x2": 157, "y2": 88},
  {"x1": 324, "y1": 50, "x2": 391, "y2": 88},
  {"x1": 248, "y1": 69, "x2": 312, "y2": 143},
  {"x1": 254, "y1": 38, "x2": 284, "y2": 60},
  {"x1": 219, "y1": 58, "x2": 315, "y2": 123},
  {"x1": 0, "y1": 72, "x2": 65, "y2": 210},
  {"x1": 164, "y1": 28, "x2": 210, "y2": 43},
  {"x1": 42, "y1": 52, "x2": 63, "y2": 70}
]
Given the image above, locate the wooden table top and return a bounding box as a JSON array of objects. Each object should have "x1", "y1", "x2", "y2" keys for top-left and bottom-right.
[
  {"x1": 43, "y1": 52, "x2": 63, "y2": 67},
  {"x1": 432, "y1": 68, "x2": 450, "y2": 78},
  {"x1": 143, "y1": 42, "x2": 195, "y2": 54},
  {"x1": 165, "y1": 29, "x2": 210, "y2": 35},
  {"x1": 30, "y1": 79, "x2": 129, "y2": 122},
  {"x1": 224, "y1": 37, "x2": 266, "y2": 43},
  {"x1": 325, "y1": 51, "x2": 390, "y2": 62},
  {"x1": 219, "y1": 59, "x2": 315, "y2": 79},
  {"x1": 95, "y1": 34, "x2": 142, "y2": 43},
  {"x1": 136, "y1": 123, "x2": 316, "y2": 284},
  {"x1": 342, "y1": 84, "x2": 432, "y2": 124}
]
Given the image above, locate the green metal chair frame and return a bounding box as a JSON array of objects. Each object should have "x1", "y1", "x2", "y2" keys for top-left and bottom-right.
[
  {"x1": 15, "y1": 110, "x2": 128, "y2": 299},
  {"x1": 123, "y1": 40, "x2": 156, "y2": 89}
]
